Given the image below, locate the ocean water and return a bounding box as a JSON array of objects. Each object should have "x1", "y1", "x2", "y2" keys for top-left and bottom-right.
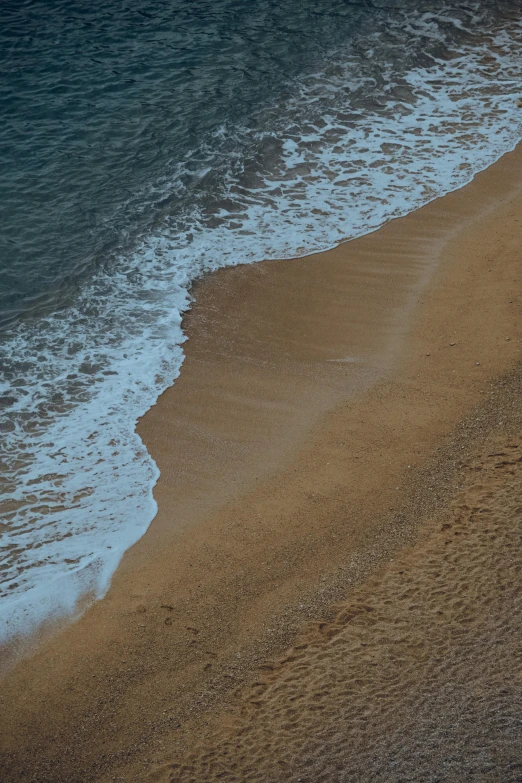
[{"x1": 1, "y1": 0, "x2": 521, "y2": 642}]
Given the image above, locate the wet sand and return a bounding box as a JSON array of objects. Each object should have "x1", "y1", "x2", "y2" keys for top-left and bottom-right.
[{"x1": 1, "y1": 145, "x2": 522, "y2": 782}]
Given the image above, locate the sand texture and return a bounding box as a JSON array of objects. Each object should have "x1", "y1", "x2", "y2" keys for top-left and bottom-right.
[
  {"x1": 150, "y1": 424, "x2": 522, "y2": 782},
  {"x1": 1, "y1": 146, "x2": 522, "y2": 782}
]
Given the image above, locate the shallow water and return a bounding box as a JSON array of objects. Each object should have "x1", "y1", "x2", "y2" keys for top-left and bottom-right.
[{"x1": 1, "y1": 0, "x2": 521, "y2": 641}]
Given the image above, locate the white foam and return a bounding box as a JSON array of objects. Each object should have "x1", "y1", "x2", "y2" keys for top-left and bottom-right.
[{"x1": 2, "y1": 15, "x2": 522, "y2": 642}]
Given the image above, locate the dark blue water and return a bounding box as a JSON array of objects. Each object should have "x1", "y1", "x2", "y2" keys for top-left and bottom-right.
[
  {"x1": 1, "y1": 0, "x2": 372, "y2": 326},
  {"x1": 1, "y1": 0, "x2": 521, "y2": 641},
  {"x1": 2, "y1": 0, "x2": 518, "y2": 327}
]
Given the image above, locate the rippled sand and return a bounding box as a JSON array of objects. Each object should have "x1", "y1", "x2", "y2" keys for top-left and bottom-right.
[{"x1": 154, "y1": 429, "x2": 522, "y2": 782}]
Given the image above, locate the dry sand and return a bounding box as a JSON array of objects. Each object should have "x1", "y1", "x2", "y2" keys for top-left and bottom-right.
[
  {"x1": 1, "y1": 145, "x2": 522, "y2": 782},
  {"x1": 149, "y1": 409, "x2": 522, "y2": 783}
]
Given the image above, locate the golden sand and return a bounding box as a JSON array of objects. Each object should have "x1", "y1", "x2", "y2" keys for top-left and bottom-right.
[
  {"x1": 149, "y1": 424, "x2": 522, "y2": 782},
  {"x1": 1, "y1": 146, "x2": 522, "y2": 782}
]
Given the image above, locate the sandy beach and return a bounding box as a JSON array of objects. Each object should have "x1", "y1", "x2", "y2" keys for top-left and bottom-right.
[{"x1": 1, "y1": 145, "x2": 522, "y2": 782}]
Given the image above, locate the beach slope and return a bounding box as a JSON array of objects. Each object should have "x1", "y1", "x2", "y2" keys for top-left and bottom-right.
[{"x1": 1, "y1": 147, "x2": 522, "y2": 782}]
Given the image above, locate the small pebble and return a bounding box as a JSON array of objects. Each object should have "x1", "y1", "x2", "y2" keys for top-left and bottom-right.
[
  {"x1": 450, "y1": 342, "x2": 456, "y2": 346},
  {"x1": 506, "y1": 337, "x2": 511, "y2": 341},
  {"x1": 476, "y1": 362, "x2": 480, "y2": 366}
]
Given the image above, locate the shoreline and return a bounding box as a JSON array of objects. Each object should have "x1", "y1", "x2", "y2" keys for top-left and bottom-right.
[
  {"x1": 1, "y1": 145, "x2": 522, "y2": 781},
  {"x1": 3, "y1": 128, "x2": 521, "y2": 654}
]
